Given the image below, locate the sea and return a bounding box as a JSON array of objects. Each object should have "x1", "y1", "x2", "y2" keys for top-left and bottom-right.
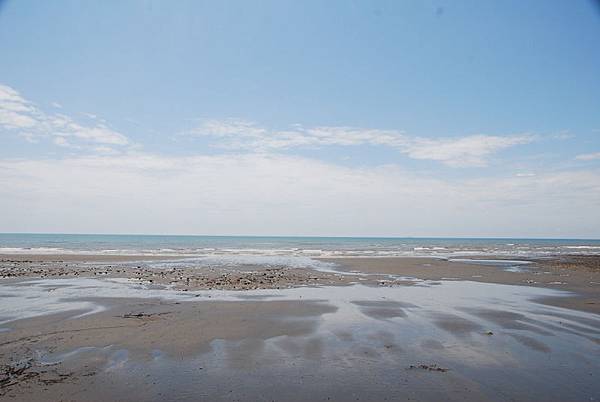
[{"x1": 1, "y1": 233, "x2": 599, "y2": 258}]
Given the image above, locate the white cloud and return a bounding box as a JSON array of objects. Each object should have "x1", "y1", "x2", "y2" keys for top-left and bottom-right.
[
  {"x1": 53, "y1": 137, "x2": 71, "y2": 147},
  {"x1": 0, "y1": 153, "x2": 598, "y2": 237},
  {"x1": 57, "y1": 123, "x2": 129, "y2": 145},
  {"x1": 198, "y1": 118, "x2": 269, "y2": 138},
  {"x1": 0, "y1": 83, "x2": 129, "y2": 149},
  {"x1": 83, "y1": 113, "x2": 97, "y2": 119},
  {"x1": 402, "y1": 135, "x2": 533, "y2": 167},
  {"x1": 0, "y1": 84, "x2": 38, "y2": 129},
  {"x1": 576, "y1": 152, "x2": 600, "y2": 161},
  {"x1": 1, "y1": 86, "x2": 595, "y2": 237},
  {"x1": 2, "y1": 83, "x2": 533, "y2": 166},
  {"x1": 187, "y1": 119, "x2": 405, "y2": 150},
  {"x1": 19, "y1": 132, "x2": 39, "y2": 144},
  {"x1": 93, "y1": 146, "x2": 117, "y2": 154},
  {"x1": 552, "y1": 132, "x2": 574, "y2": 140},
  {"x1": 186, "y1": 119, "x2": 533, "y2": 167}
]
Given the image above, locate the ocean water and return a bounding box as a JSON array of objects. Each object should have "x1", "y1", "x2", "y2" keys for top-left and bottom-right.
[{"x1": 0, "y1": 233, "x2": 599, "y2": 258}]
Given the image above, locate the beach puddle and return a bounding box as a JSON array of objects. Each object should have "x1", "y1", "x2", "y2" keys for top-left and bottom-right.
[{"x1": 448, "y1": 258, "x2": 533, "y2": 272}]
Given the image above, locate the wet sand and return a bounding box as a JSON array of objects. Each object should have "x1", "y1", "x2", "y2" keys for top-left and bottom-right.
[
  {"x1": 324, "y1": 256, "x2": 600, "y2": 314},
  {"x1": 0, "y1": 255, "x2": 599, "y2": 401},
  {"x1": 322, "y1": 256, "x2": 600, "y2": 313}
]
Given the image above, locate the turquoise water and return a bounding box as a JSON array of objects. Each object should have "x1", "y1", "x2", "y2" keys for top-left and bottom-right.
[{"x1": 0, "y1": 233, "x2": 599, "y2": 257}]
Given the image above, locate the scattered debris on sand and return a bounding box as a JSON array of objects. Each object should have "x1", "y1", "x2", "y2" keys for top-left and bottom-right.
[
  {"x1": 120, "y1": 312, "x2": 171, "y2": 320},
  {"x1": 408, "y1": 364, "x2": 449, "y2": 372},
  {"x1": 0, "y1": 356, "x2": 74, "y2": 396}
]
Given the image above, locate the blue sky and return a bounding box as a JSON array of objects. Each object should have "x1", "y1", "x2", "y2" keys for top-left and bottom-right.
[{"x1": 0, "y1": 0, "x2": 599, "y2": 237}]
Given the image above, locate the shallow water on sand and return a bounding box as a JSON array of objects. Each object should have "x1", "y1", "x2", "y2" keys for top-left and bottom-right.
[{"x1": 1, "y1": 278, "x2": 599, "y2": 401}]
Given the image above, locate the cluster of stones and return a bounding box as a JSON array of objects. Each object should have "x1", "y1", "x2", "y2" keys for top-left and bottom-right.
[{"x1": 0, "y1": 260, "x2": 342, "y2": 290}]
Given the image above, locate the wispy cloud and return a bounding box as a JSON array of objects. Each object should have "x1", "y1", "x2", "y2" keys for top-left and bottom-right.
[
  {"x1": 0, "y1": 83, "x2": 128, "y2": 148},
  {"x1": 552, "y1": 132, "x2": 574, "y2": 140},
  {"x1": 53, "y1": 136, "x2": 74, "y2": 148},
  {"x1": 401, "y1": 135, "x2": 533, "y2": 167},
  {"x1": 576, "y1": 152, "x2": 600, "y2": 161},
  {"x1": 0, "y1": 84, "x2": 38, "y2": 129},
  {"x1": 2, "y1": 83, "x2": 535, "y2": 167},
  {"x1": 185, "y1": 118, "x2": 534, "y2": 167}
]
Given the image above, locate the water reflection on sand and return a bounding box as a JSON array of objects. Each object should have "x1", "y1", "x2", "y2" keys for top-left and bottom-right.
[{"x1": 1, "y1": 277, "x2": 599, "y2": 401}]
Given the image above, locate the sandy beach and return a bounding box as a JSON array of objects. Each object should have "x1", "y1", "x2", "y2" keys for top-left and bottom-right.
[{"x1": 0, "y1": 254, "x2": 599, "y2": 401}]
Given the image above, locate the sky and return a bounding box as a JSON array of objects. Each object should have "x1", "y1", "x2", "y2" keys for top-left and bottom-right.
[{"x1": 0, "y1": 0, "x2": 599, "y2": 237}]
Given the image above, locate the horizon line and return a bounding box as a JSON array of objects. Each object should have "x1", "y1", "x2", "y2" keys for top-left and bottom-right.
[{"x1": 1, "y1": 232, "x2": 599, "y2": 241}]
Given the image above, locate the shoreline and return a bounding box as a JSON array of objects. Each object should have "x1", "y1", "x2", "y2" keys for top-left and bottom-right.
[
  {"x1": 1, "y1": 253, "x2": 598, "y2": 313},
  {"x1": 0, "y1": 254, "x2": 181, "y2": 262}
]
